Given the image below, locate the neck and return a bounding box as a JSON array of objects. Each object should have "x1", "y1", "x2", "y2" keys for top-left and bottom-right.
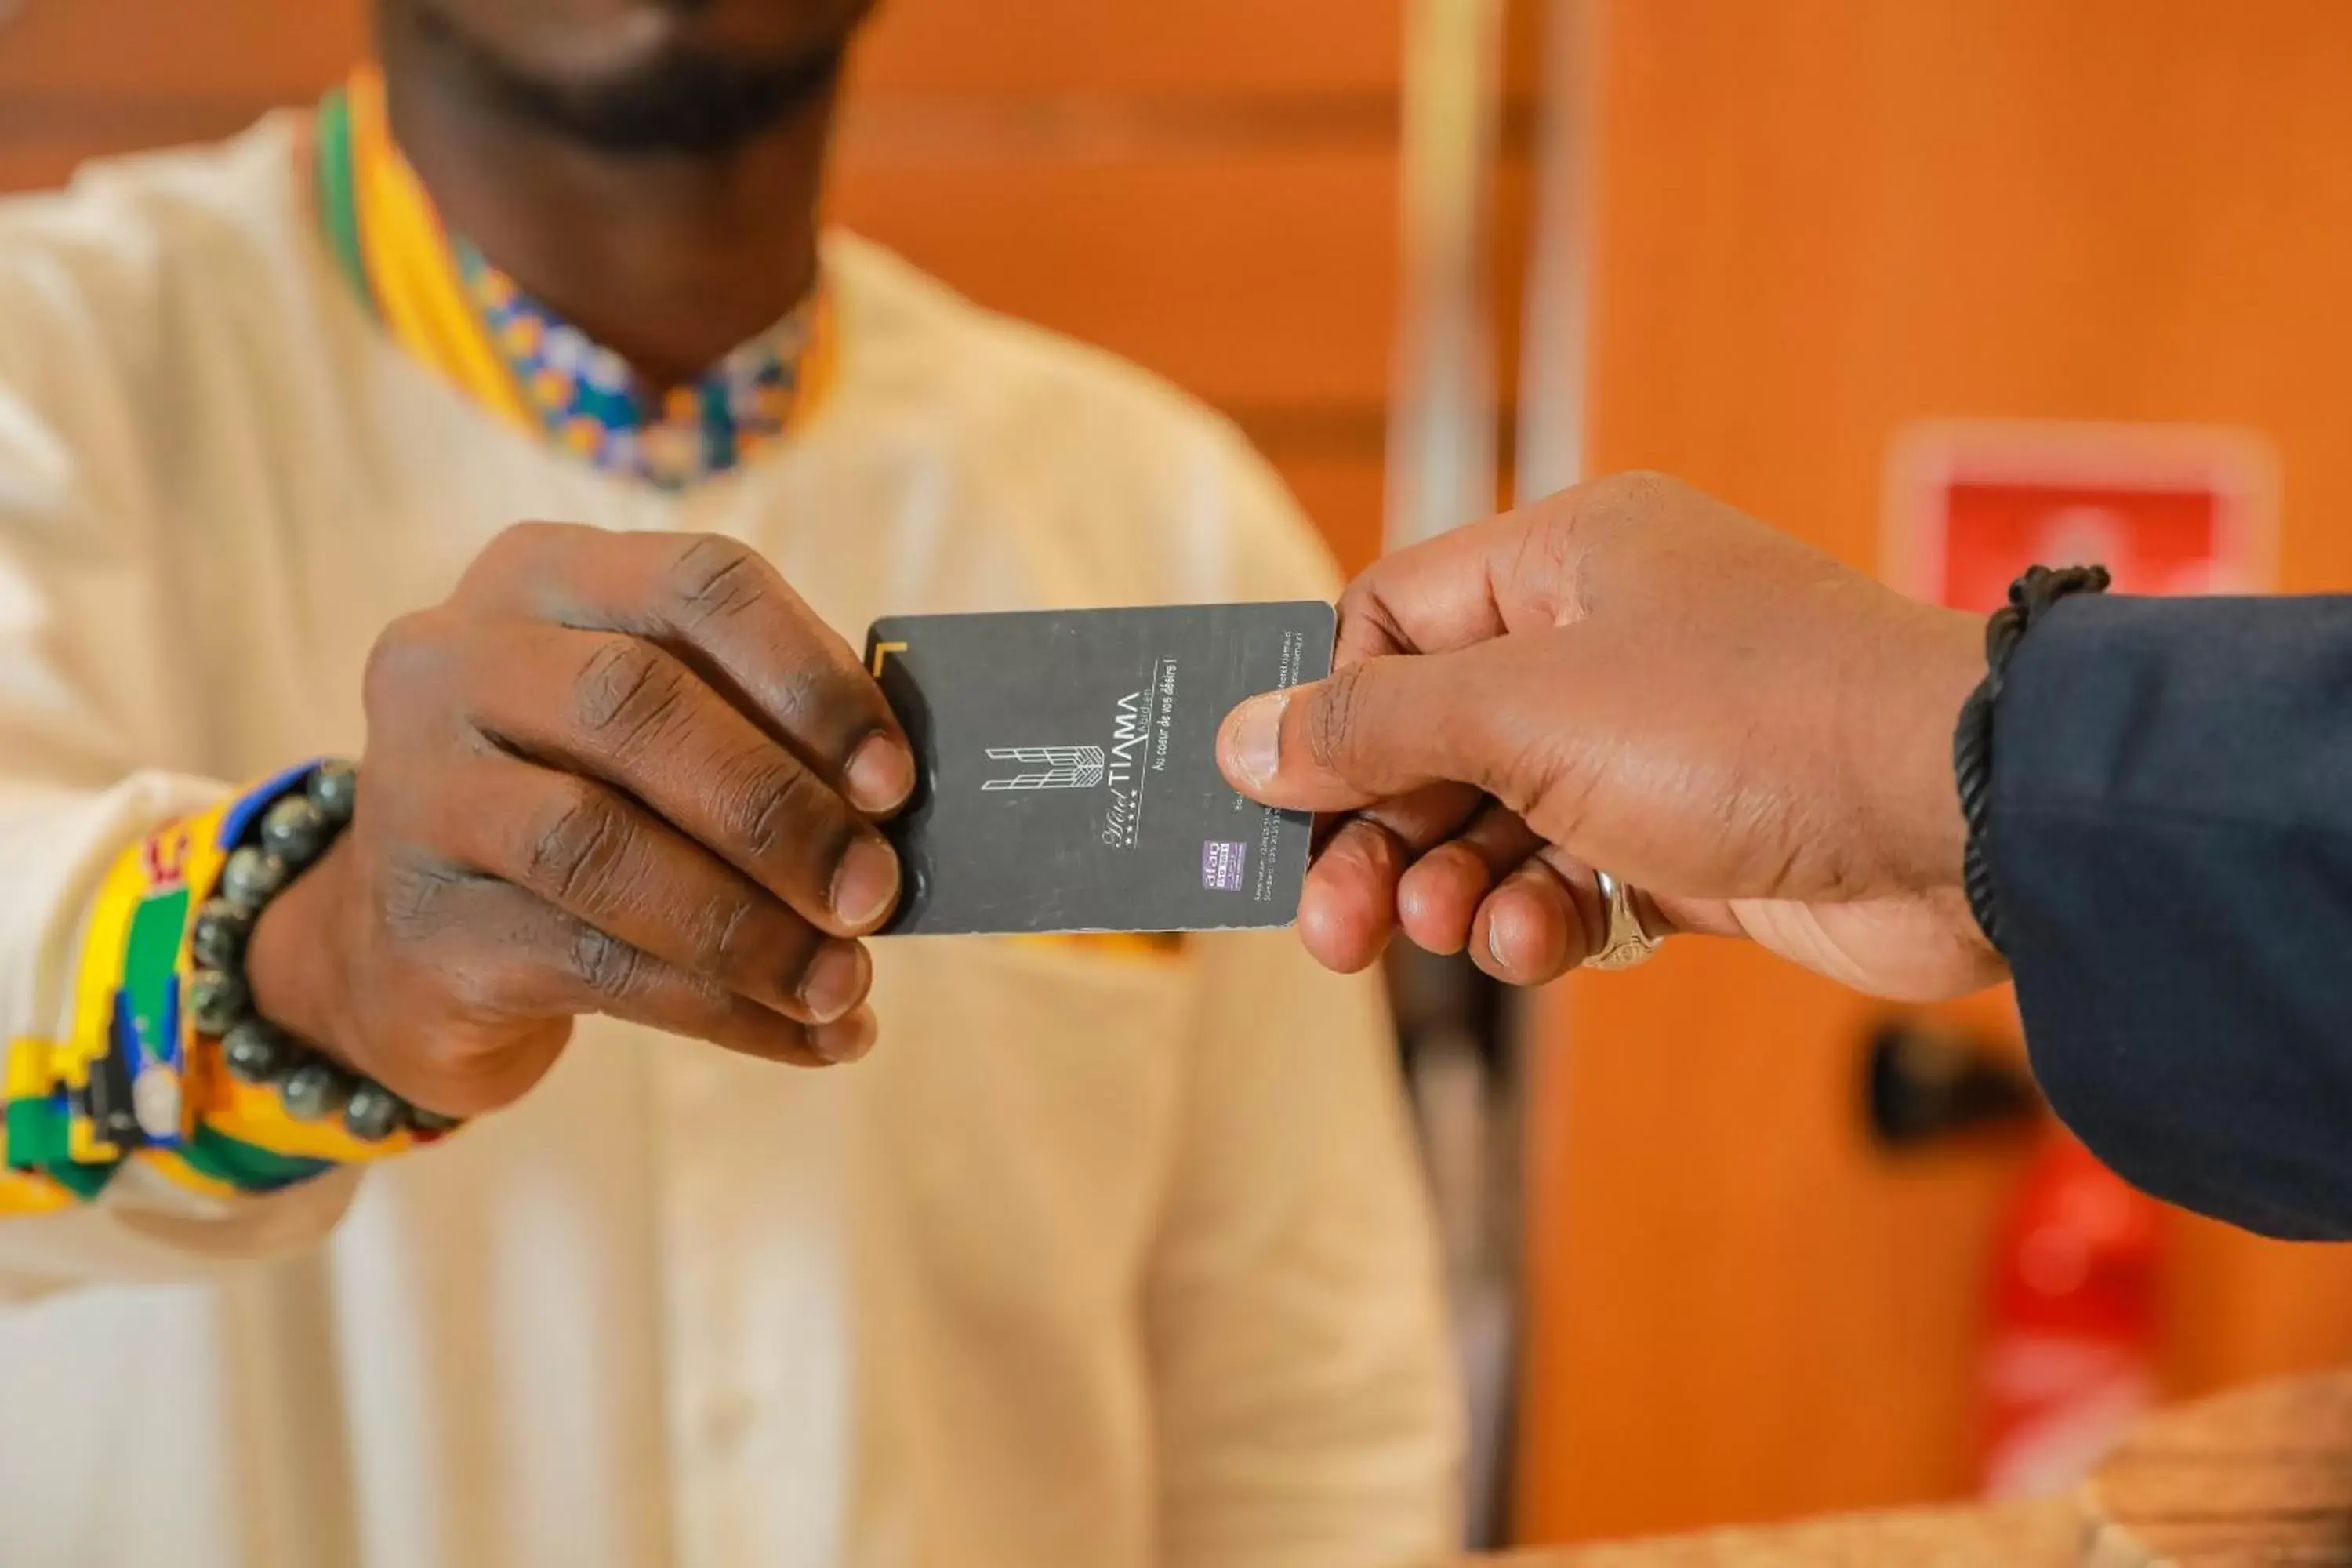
[{"x1": 377, "y1": 18, "x2": 833, "y2": 387}]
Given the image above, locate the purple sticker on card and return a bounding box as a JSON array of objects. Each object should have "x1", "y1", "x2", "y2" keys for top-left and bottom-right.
[{"x1": 1202, "y1": 840, "x2": 1248, "y2": 892}]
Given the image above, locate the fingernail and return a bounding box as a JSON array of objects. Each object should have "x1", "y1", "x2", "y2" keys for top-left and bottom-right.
[
  {"x1": 1226, "y1": 692, "x2": 1288, "y2": 790},
  {"x1": 845, "y1": 735, "x2": 915, "y2": 815},
  {"x1": 832, "y1": 834, "x2": 900, "y2": 929},
  {"x1": 1487, "y1": 917, "x2": 1514, "y2": 975},
  {"x1": 799, "y1": 939, "x2": 869, "y2": 1023},
  {"x1": 811, "y1": 1004, "x2": 877, "y2": 1064}
]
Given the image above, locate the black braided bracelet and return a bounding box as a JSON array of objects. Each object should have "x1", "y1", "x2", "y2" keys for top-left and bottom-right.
[
  {"x1": 186, "y1": 760, "x2": 457, "y2": 1144},
  {"x1": 1951, "y1": 564, "x2": 2111, "y2": 955}
]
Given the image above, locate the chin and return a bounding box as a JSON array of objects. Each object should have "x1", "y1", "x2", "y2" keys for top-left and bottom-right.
[
  {"x1": 400, "y1": 0, "x2": 877, "y2": 155},
  {"x1": 404, "y1": 0, "x2": 877, "y2": 89}
]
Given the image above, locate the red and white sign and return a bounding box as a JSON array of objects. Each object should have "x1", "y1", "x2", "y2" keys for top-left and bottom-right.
[{"x1": 1886, "y1": 420, "x2": 2278, "y2": 612}]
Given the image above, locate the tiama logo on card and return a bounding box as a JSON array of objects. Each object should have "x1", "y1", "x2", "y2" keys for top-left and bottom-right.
[{"x1": 980, "y1": 682, "x2": 1159, "y2": 851}]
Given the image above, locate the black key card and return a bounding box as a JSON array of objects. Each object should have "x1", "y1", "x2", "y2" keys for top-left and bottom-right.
[{"x1": 863, "y1": 601, "x2": 1334, "y2": 935}]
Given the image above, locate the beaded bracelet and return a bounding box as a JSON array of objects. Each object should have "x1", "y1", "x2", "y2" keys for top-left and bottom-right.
[
  {"x1": 1951, "y1": 564, "x2": 2111, "y2": 955},
  {"x1": 183, "y1": 761, "x2": 455, "y2": 1144}
]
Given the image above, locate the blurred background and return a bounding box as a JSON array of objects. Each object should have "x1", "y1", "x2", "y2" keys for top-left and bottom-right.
[{"x1": 9, "y1": 0, "x2": 2352, "y2": 1553}]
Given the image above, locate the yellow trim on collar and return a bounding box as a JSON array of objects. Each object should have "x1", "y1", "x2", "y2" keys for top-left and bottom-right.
[{"x1": 346, "y1": 66, "x2": 536, "y2": 430}]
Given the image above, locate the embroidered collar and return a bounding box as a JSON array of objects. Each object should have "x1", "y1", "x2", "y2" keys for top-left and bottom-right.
[{"x1": 310, "y1": 66, "x2": 834, "y2": 488}]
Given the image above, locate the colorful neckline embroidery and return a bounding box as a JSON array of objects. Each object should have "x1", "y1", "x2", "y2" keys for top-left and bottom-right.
[{"x1": 310, "y1": 67, "x2": 834, "y2": 488}]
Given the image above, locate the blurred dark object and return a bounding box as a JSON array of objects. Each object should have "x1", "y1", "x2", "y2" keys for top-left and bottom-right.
[
  {"x1": 1391, "y1": 941, "x2": 1512, "y2": 1077},
  {"x1": 1865, "y1": 1017, "x2": 2041, "y2": 1151},
  {"x1": 1389, "y1": 942, "x2": 1521, "y2": 1549}
]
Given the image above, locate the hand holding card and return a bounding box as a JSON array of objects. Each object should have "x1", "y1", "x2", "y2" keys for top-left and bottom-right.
[{"x1": 863, "y1": 602, "x2": 1334, "y2": 936}]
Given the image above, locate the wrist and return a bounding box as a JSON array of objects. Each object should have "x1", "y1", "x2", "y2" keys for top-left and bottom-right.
[
  {"x1": 245, "y1": 835, "x2": 362, "y2": 1071},
  {"x1": 1863, "y1": 604, "x2": 1985, "y2": 898}
]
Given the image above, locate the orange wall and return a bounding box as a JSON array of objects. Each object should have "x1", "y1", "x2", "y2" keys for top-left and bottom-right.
[
  {"x1": 834, "y1": 0, "x2": 1406, "y2": 571},
  {"x1": 1515, "y1": 0, "x2": 2352, "y2": 1545},
  {"x1": 0, "y1": 0, "x2": 358, "y2": 188}
]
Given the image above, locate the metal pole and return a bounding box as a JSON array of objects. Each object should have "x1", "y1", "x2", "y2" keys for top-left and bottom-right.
[
  {"x1": 1388, "y1": 0, "x2": 1507, "y2": 552},
  {"x1": 1388, "y1": 0, "x2": 1514, "y2": 1545},
  {"x1": 1518, "y1": 0, "x2": 1597, "y2": 503},
  {"x1": 1497, "y1": 0, "x2": 1599, "y2": 1543}
]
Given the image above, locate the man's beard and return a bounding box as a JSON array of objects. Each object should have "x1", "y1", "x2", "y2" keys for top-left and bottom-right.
[{"x1": 408, "y1": 2, "x2": 851, "y2": 158}]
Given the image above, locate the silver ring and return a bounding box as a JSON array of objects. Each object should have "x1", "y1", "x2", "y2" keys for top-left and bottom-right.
[{"x1": 1584, "y1": 869, "x2": 1664, "y2": 970}]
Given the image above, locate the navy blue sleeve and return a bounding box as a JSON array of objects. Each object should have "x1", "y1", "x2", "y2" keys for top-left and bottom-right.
[{"x1": 1991, "y1": 593, "x2": 2352, "y2": 1240}]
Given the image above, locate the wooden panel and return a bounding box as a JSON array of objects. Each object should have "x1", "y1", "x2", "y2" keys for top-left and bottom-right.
[
  {"x1": 829, "y1": 141, "x2": 1397, "y2": 412},
  {"x1": 1502, "y1": 0, "x2": 1548, "y2": 109},
  {"x1": 1269, "y1": 449, "x2": 1387, "y2": 578},
  {"x1": 1517, "y1": 0, "x2": 2352, "y2": 1547},
  {"x1": 0, "y1": 0, "x2": 359, "y2": 100},
  {"x1": 1521, "y1": 968, "x2": 2034, "y2": 1540},
  {"x1": 856, "y1": 0, "x2": 1536, "y2": 104},
  {"x1": 852, "y1": 0, "x2": 1403, "y2": 96},
  {"x1": 1489, "y1": 153, "x2": 1534, "y2": 489}
]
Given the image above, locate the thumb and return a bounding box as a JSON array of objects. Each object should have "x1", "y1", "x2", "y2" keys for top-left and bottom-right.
[{"x1": 1217, "y1": 648, "x2": 1505, "y2": 811}]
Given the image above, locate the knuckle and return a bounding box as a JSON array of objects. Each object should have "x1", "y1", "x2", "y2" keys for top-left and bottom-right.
[
  {"x1": 728, "y1": 756, "x2": 840, "y2": 868},
  {"x1": 766, "y1": 660, "x2": 829, "y2": 725},
  {"x1": 1545, "y1": 470, "x2": 1683, "y2": 619},
  {"x1": 474, "y1": 520, "x2": 568, "y2": 579},
  {"x1": 1534, "y1": 498, "x2": 1581, "y2": 579},
  {"x1": 685, "y1": 895, "x2": 760, "y2": 982},
  {"x1": 1568, "y1": 470, "x2": 1669, "y2": 546},
  {"x1": 1332, "y1": 576, "x2": 1391, "y2": 645},
  {"x1": 1504, "y1": 507, "x2": 1585, "y2": 623},
  {"x1": 459, "y1": 521, "x2": 615, "y2": 622},
  {"x1": 1333, "y1": 575, "x2": 1376, "y2": 626},
  {"x1": 665, "y1": 534, "x2": 771, "y2": 626},
  {"x1": 1332, "y1": 815, "x2": 1405, "y2": 879},
  {"x1": 362, "y1": 609, "x2": 463, "y2": 718},
  {"x1": 441, "y1": 957, "x2": 517, "y2": 1018},
  {"x1": 1331, "y1": 575, "x2": 1417, "y2": 663},
  {"x1": 376, "y1": 851, "x2": 471, "y2": 946},
  {"x1": 1304, "y1": 663, "x2": 1369, "y2": 775},
  {"x1": 685, "y1": 895, "x2": 811, "y2": 993},
  {"x1": 1589, "y1": 468, "x2": 1678, "y2": 516},
  {"x1": 568, "y1": 924, "x2": 647, "y2": 1000},
  {"x1": 768, "y1": 662, "x2": 885, "y2": 758},
  {"x1": 524, "y1": 779, "x2": 633, "y2": 907},
  {"x1": 570, "y1": 636, "x2": 688, "y2": 747}
]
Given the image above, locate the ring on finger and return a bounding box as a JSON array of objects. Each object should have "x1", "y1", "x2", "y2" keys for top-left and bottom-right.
[{"x1": 1582, "y1": 869, "x2": 1664, "y2": 971}]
